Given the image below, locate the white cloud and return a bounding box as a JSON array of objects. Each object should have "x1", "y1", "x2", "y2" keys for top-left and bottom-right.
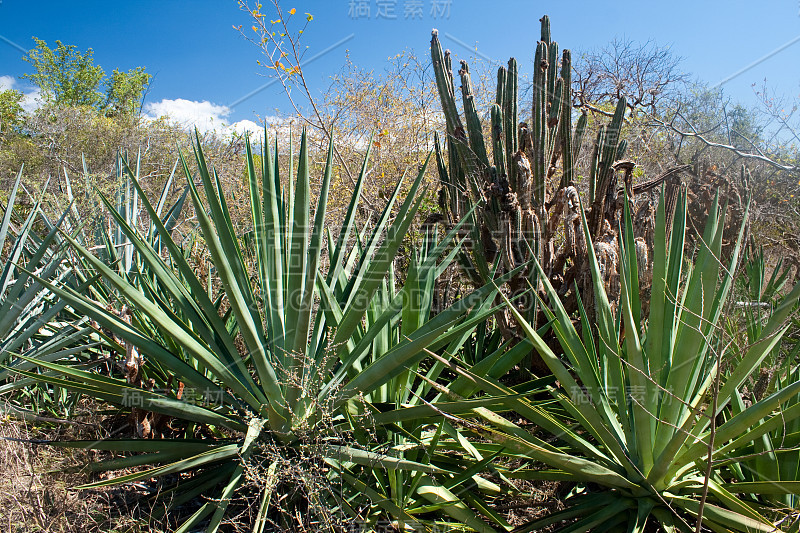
[
  {"x1": 144, "y1": 98, "x2": 293, "y2": 144},
  {"x1": 144, "y1": 98, "x2": 232, "y2": 134},
  {"x1": 19, "y1": 88, "x2": 41, "y2": 113},
  {"x1": 227, "y1": 119, "x2": 263, "y2": 138},
  {"x1": 227, "y1": 117, "x2": 294, "y2": 144},
  {"x1": 0, "y1": 75, "x2": 15, "y2": 91}
]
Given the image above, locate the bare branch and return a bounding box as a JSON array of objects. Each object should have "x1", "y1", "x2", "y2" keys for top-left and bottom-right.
[
  {"x1": 649, "y1": 114, "x2": 798, "y2": 172},
  {"x1": 573, "y1": 37, "x2": 690, "y2": 114}
]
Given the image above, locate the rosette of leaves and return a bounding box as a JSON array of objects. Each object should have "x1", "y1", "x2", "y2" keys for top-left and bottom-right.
[
  {"x1": 432, "y1": 189, "x2": 800, "y2": 531},
  {"x1": 17, "y1": 131, "x2": 530, "y2": 531},
  {"x1": 0, "y1": 169, "x2": 99, "y2": 417},
  {"x1": 1, "y1": 154, "x2": 189, "y2": 417}
]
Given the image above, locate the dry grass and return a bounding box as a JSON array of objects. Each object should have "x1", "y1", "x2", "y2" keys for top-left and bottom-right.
[
  {"x1": 0, "y1": 413, "x2": 161, "y2": 533},
  {"x1": 497, "y1": 480, "x2": 566, "y2": 528}
]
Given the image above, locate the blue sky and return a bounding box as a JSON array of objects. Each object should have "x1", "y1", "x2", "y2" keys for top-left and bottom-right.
[{"x1": 1, "y1": 0, "x2": 798, "y2": 132}]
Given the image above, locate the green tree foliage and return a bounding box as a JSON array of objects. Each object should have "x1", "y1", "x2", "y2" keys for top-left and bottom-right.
[
  {"x1": 0, "y1": 89, "x2": 25, "y2": 133},
  {"x1": 678, "y1": 83, "x2": 764, "y2": 147},
  {"x1": 103, "y1": 67, "x2": 151, "y2": 117},
  {"x1": 21, "y1": 38, "x2": 150, "y2": 117},
  {"x1": 22, "y1": 38, "x2": 105, "y2": 108},
  {"x1": 2, "y1": 38, "x2": 159, "y2": 194}
]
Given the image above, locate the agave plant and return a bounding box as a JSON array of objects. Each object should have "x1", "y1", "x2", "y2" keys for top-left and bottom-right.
[
  {"x1": 722, "y1": 246, "x2": 800, "y2": 528},
  {"x1": 0, "y1": 154, "x2": 189, "y2": 416},
  {"x1": 16, "y1": 131, "x2": 532, "y2": 531},
  {"x1": 429, "y1": 189, "x2": 800, "y2": 531},
  {"x1": 0, "y1": 169, "x2": 104, "y2": 417},
  {"x1": 724, "y1": 360, "x2": 800, "y2": 531},
  {"x1": 79, "y1": 153, "x2": 189, "y2": 388},
  {"x1": 734, "y1": 244, "x2": 795, "y2": 371}
]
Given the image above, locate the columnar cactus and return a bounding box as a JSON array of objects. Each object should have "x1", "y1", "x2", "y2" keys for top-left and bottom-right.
[{"x1": 431, "y1": 16, "x2": 656, "y2": 346}]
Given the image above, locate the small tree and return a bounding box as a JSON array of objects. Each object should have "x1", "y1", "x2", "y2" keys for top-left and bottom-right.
[
  {"x1": 22, "y1": 38, "x2": 150, "y2": 118},
  {"x1": 23, "y1": 38, "x2": 105, "y2": 108}
]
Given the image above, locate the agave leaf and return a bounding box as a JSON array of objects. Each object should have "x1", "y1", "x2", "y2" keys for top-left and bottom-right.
[
  {"x1": 331, "y1": 153, "x2": 431, "y2": 349},
  {"x1": 720, "y1": 481, "x2": 800, "y2": 494},
  {"x1": 36, "y1": 232, "x2": 263, "y2": 409},
  {"x1": 182, "y1": 147, "x2": 283, "y2": 412},
  {"x1": 669, "y1": 496, "x2": 775, "y2": 532},
  {"x1": 10, "y1": 357, "x2": 245, "y2": 431},
  {"x1": 415, "y1": 475, "x2": 499, "y2": 533},
  {"x1": 76, "y1": 444, "x2": 241, "y2": 490},
  {"x1": 120, "y1": 158, "x2": 256, "y2": 385}
]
